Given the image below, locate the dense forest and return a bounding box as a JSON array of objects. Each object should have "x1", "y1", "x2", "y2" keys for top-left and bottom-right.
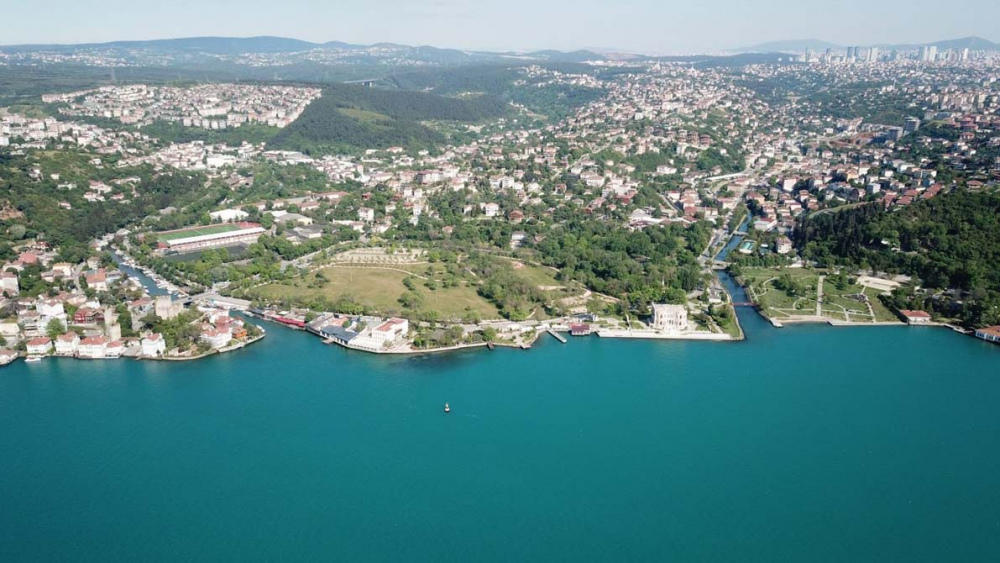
[
  {"x1": 0, "y1": 149, "x2": 209, "y2": 261},
  {"x1": 269, "y1": 84, "x2": 509, "y2": 153},
  {"x1": 387, "y1": 64, "x2": 606, "y2": 119},
  {"x1": 796, "y1": 190, "x2": 1000, "y2": 327}
]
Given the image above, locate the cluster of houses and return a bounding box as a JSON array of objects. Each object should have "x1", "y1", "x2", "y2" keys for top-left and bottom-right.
[
  {"x1": 0, "y1": 240, "x2": 259, "y2": 364},
  {"x1": 54, "y1": 84, "x2": 322, "y2": 130}
]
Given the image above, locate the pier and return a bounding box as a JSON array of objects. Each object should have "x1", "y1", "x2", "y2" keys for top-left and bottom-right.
[{"x1": 546, "y1": 328, "x2": 567, "y2": 343}]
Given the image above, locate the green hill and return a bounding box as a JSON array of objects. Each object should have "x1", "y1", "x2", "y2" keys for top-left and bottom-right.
[{"x1": 270, "y1": 84, "x2": 509, "y2": 154}]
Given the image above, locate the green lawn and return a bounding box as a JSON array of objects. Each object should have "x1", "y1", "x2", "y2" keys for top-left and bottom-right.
[
  {"x1": 251, "y1": 266, "x2": 500, "y2": 320},
  {"x1": 741, "y1": 267, "x2": 820, "y2": 317}
]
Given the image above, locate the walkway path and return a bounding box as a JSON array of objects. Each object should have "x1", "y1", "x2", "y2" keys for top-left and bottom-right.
[{"x1": 815, "y1": 275, "x2": 825, "y2": 317}]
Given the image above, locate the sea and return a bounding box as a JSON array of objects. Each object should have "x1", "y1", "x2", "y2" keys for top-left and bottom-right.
[{"x1": 2, "y1": 239, "x2": 998, "y2": 560}]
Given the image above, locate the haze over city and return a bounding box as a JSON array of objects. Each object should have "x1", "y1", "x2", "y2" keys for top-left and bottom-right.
[{"x1": 3, "y1": 0, "x2": 1000, "y2": 53}]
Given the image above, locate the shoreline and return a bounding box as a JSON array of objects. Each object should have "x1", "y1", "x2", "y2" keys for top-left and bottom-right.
[{"x1": 8, "y1": 333, "x2": 267, "y2": 366}]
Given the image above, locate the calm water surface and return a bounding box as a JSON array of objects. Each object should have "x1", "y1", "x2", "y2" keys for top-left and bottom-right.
[{"x1": 2, "y1": 307, "x2": 999, "y2": 561}]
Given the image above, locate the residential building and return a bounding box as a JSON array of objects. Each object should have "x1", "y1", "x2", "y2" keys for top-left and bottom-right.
[
  {"x1": 54, "y1": 332, "x2": 80, "y2": 356},
  {"x1": 78, "y1": 336, "x2": 109, "y2": 359},
  {"x1": 141, "y1": 333, "x2": 167, "y2": 357},
  {"x1": 26, "y1": 337, "x2": 53, "y2": 356}
]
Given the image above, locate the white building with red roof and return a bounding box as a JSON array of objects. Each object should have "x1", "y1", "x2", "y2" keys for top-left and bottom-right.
[{"x1": 78, "y1": 336, "x2": 109, "y2": 359}]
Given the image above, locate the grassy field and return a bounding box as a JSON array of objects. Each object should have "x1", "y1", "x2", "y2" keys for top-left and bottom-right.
[
  {"x1": 741, "y1": 267, "x2": 819, "y2": 318},
  {"x1": 251, "y1": 266, "x2": 500, "y2": 319},
  {"x1": 741, "y1": 267, "x2": 902, "y2": 324},
  {"x1": 157, "y1": 223, "x2": 242, "y2": 242}
]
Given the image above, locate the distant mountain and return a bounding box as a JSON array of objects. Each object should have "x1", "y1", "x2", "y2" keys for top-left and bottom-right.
[
  {"x1": 2, "y1": 36, "x2": 319, "y2": 54},
  {"x1": 527, "y1": 49, "x2": 603, "y2": 63},
  {"x1": 928, "y1": 36, "x2": 999, "y2": 51},
  {"x1": 0, "y1": 36, "x2": 613, "y2": 64},
  {"x1": 737, "y1": 36, "x2": 1000, "y2": 54}
]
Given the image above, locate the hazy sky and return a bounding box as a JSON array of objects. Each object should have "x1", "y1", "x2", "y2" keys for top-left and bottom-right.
[{"x1": 4, "y1": 0, "x2": 999, "y2": 53}]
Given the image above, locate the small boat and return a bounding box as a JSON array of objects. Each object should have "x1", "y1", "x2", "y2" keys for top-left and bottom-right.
[
  {"x1": 444, "y1": 403, "x2": 451, "y2": 413},
  {"x1": 25, "y1": 357, "x2": 42, "y2": 363}
]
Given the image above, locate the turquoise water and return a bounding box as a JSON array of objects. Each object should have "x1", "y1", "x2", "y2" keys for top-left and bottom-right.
[{"x1": 2, "y1": 308, "x2": 1000, "y2": 561}]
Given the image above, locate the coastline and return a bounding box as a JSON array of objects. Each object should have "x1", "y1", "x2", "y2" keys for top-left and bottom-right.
[{"x1": 6, "y1": 332, "x2": 267, "y2": 366}]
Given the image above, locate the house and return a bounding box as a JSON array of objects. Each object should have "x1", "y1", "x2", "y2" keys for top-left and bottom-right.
[
  {"x1": 85, "y1": 271, "x2": 108, "y2": 292},
  {"x1": 105, "y1": 340, "x2": 125, "y2": 359},
  {"x1": 775, "y1": 236, "x2": 793, "y2": 255},
  {"x1": 900, "y1": 310, "x2": 932, "y2": 324},
  {"x1": 36, "y1": 299, "x2": 66, "y2": 322},
  {"x1": 201, "y1": 328, "x2": 232, "y2": 349},
  {"x1": 140, "y1": 333, "x2": 167, "y2": 357},
  {"x1": 26, "y1": 337, "x2": 53, "y2": 356},
  {"x1": 651, "y1": 304, "x2": 689, "y2": 333},
  {"x1": 0, "y1": 272, "x2": 19, "y2": 295},
  {"x1": 54, "y1": 332, "x2": 80, "y2": 356},
  {"x1": 74, "y1": 307, "x2": 104, "y2": 325},
  {"x1": 358, "y1": 207, "x2": 375, "y2": 222},
  {"x1": 77, "y1": 336, "x2": 109, "y2": 359},
  {"x1": 570, "y1": 324, "x2": 592, "y2": 336},
  {"x1": 372, "y1": 318, "x2": 409, "y2": 345},
  {"x1": 974, "y1": 326, "x2": 1000, "y2": 344}
]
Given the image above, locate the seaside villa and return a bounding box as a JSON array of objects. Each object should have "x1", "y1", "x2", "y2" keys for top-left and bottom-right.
[{"x1": 652, "y1": 304, "x2": 689, "y2": 333}]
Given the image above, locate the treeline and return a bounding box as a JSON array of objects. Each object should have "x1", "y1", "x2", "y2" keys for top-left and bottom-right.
[
  {"x1": 0, "y1": 150, "x2": 205, "y2": 254},
  {"x1": 387, "y1": 64, "x2": 605, "y2": 119},
  {"x1": 532, "y1": 220, "x2": 712, "y2": 313},
  {"x1": 796, "y1": 190, "x2": 1000, "y2": 327},
  {"x1": 270, "y1": 84, "x2": 508, "y2": 153}
]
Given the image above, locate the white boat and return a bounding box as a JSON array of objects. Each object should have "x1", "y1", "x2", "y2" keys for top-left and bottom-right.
[
  {"x1": 444, "y1": 403, "x2": 451, "y2": 413},
  {"x1": 25, "y1": 357, "x2": 42, "y2": 363}
]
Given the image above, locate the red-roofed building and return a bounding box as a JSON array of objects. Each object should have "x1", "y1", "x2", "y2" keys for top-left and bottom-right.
[
  {"x1": 900, "y1": 310, "x2": 932, "y2": 324},
  {"x1": 974, "y1": 326, "x2": 1000, "y2": 344},
  {"x1": 372, "y1": 318, "x2": 409, "y2": 345}
]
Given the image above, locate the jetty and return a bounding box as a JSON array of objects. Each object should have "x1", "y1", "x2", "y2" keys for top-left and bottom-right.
[{"x1": 546, "y1": 328, "x2": 567, "y2": 343}]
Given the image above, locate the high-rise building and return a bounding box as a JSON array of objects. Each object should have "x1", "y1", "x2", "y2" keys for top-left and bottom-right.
[
  {"x1": 846, "y1": 46, "x2": 856, "y2": 61},
  {"x1": 903, "y1": 117, "x2": 921, "y2": 135},
  {"x1": 867, "y1": 47, "x2": 879, "y2": 63},
  {"x1": 961, "y1": 48, "x2": 970, "y2": 62},
  {"x1": 928, "y1": 45, "x2": 937, "y2": 62}
]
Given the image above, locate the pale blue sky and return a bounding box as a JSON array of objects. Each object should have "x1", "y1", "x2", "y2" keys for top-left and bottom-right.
[{"x1": 3, "y1": 0, "x2": 998, "y2": 54}]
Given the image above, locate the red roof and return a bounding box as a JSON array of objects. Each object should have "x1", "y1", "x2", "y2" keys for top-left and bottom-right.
[{"x1": 900, "y1": 310, "x2": 931, "y2": 319}]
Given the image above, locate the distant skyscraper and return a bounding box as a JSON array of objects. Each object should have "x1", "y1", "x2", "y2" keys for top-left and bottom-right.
[
  {"x1": 846, "y1": 46, "x2": 855, "y2": 60},
  {"x1": 928, "y1": 45, "x2": 937, "y2": 62},
  {"x1": 867, "y1": 47, "x2": 879, "y2": 63},
  {"x1": 961, "y1": 48, "x2": 970, "y2": 62}
]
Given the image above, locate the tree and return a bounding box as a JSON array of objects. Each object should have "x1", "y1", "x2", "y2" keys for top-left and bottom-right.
[{"x1": 46, "y1": 318, "x2": 66, "y2": 339}]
